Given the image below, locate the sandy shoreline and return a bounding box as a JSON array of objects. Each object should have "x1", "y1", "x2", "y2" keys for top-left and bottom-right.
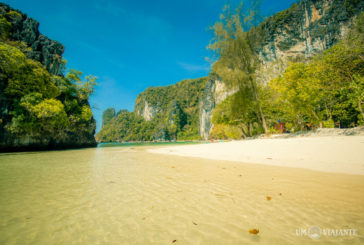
[
  {"x1": 1, "y1": 146, "x2": 364, "y2": 244},
  {"x1": 149, "y1": 135, "x2": 364, "y2": 175}
]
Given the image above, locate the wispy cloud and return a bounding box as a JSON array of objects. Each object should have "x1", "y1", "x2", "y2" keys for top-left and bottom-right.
[
  {"x1": 93, "y1": 0, "x2": 126, "y2": 17},
  {"x1": 178, "y1": 61, "x2": 211, "y2": 73}
]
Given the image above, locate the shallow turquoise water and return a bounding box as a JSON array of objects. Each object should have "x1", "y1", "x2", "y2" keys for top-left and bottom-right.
[
  {"x1": 0, "y1": 146, "x2": 363, "y2": 244},
  {"x1": 98, "y1": 141, "x2": 204, "y2": 148}
]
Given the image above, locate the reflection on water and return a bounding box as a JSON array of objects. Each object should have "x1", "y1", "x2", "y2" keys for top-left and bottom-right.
[
  {"x1": 97, "y1": 141, "x2": 203, "y2": 148},
  {"x1": 0, "y1": 147, "x2": 363, "y2": 244}
]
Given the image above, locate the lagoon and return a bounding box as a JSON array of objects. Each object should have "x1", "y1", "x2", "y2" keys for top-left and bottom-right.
[{"x1": 0, "y1": 146, "x2": 363, "y2": 244}]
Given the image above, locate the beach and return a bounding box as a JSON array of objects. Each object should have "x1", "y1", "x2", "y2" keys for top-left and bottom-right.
[
  {"x1": 149, "y1": 134, "x2": 364, "y2": 175},
  {"x1": 0, "y1": 143, "x2": 363, "y2": 244}
]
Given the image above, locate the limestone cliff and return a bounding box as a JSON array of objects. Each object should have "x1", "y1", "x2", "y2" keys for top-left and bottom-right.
[
  {"x1": 198, "y1": 0, "x2": 364, "y2": 139},
  {"x1": 135, "y1": 100, "x2": 160, "y2": 121},
  {"x1": 255, "y1": 0, "x2": 363, "y2": 85},
  {"x1": 102, "y1": 108, "x2": 116, "y2": 128},
  {"x1": 98, "y1": 0, "x2": 363, "y2": 142},
  {"x1": 98, "y1": 78, "x2": 207, "y2": 142},
  {"x1": 0, "y1": 3, "x2": 64, "y2": 75},
  {"x1": 0, "y1": 3, "x2": 97, "y2": 151},
  {"x1": 134, "y1": 78, "x2": 207, "y2": 140},
  {"x1": 199, "y1": 79, "x2": 238, "y2": 139}
]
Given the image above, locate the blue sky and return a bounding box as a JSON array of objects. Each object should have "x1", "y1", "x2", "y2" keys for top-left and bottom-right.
[{"x1": 4, "y1": 0, "x2": 297, "y2": 132}]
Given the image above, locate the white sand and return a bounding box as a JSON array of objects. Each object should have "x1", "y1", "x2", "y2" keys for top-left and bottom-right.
[{"x1": 149, "y1": 136, "x2": 364, "y2": 175}]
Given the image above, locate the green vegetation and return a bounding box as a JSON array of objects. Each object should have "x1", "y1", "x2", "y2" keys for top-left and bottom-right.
[
  {"x1": 268, "y1": 14, "x2": 364, "y2": 129},
  {"x1": 211, "y1": 11, "x2": 364, "y2": 139},
  {"x1": 0, "y1": 6, "x2": 97, "y2": 149},
  {"x1": 102, "y1": 108, "x2": 116, "y2": 127},
  {"x1": 208, "y1": 1, "x2": 269, "y2": 137},
  {"x1": 210, "y1": 124, "x2": 243, "y2": 140},
  {"x1": 96, "y1": 110, "x2": 156, "y2": 142},
  {"x1": 98, "y1": 1, "x2": 363, "y2": 142},
  {"x1": 0, "y1": 42, "x2": 97, "y2": 143},
  {"x1": 0, "y1": 15, "x2": 12, "y2": 39},
  {"x1": 97, "y1": 78, "x2": 207, "y2": 142}
]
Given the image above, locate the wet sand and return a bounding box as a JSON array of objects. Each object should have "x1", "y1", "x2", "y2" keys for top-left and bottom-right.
[{"x1": 0, "y1": 146, "x2": 363, "y2": 244}]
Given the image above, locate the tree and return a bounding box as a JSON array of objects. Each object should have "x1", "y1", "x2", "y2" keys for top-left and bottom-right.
[
  {"x1": 0, "y1": 6, "x2": 98, "y2": 148},
  {"x1": 0, "y1": 15, "x2": 12, "y2": 39},
  {"x1": 7, "y1": 93, "x2": 69, "y2": 137},
  {"x1": 66, "y1": 69, "x2": 97, "y2": 100},
  {"x1": 102, "y1": 108, "x2": 116, "y2": 128},
  {"x1": 348, "y1": 75, "x2": 364, "y2": 123},
  {"x1": 269, "y1": 63, "x2": 325, "y2": 128},
  {"x1": 268, "y1": 21, "x2": 364, "y2": 129},
  {"x1": 208, "y1": 1, "x2": 268, "y2": 133}
]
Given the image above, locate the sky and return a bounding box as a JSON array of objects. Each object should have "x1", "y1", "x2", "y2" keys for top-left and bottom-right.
[{"x1": 3, "y1": 0, "x2": 297, "y2": 132}]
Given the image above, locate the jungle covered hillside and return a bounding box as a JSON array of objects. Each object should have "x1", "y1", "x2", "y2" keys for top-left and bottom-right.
[
  {"x1": 209, "y1": 6, "x2": 364, "y2": 139},
  {"x1": 0, "y1": 3, "x2": 97, "y2": 151},
  {"x1": 96, "y1": 77, "x2": 207, "y2": 142},
  {"x1": 97, "y1": 0, "x2": 363, "y2": 142}
]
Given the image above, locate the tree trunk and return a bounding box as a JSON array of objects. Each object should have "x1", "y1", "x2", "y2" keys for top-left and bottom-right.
[
  {"x1": 258, "y1": 104, "x2": 268, "y2": 133},
  {"x1": 249, "y1": 77, "x2": 268, "y2": 133},
  {"x1": 359, "y1": 100, "x2": 364, "y2": 119},
  {"x1": 239, "y1": 124, "x2": 247, "y2": 139},
  {"x1": 247, "y1": 122, "x2": 251, "y2": 137},
  {"x1": 312, "y1": 110, "x2": 322, "y2": 128},
  {"x1": 324, "y1": 101, "x2": 331, "y2": 119}
]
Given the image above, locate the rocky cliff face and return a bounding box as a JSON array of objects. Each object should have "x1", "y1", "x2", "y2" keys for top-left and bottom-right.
[
  {"x1": 0, "y1": 3, "x2": 64, "y2": 75},
  {"x1": 99, "y1": 0, "x2": 363, "y2": 142},
  {"x1": 3, "y1": 117, "x2": 96, "y2": 151},
  {"x1": 199, "y1": 0, "x2": 364, "y2": 139},
  {"x1": 134, "y1": 78, "x2": 207, "y2": 123},
  {"x1": 199, "y1": 79, "x2": 238, "y2": 139},
  {"x1": 136, "y1": 101, "x2": 160, "y2": 121},
  {"x1": 102, "y1": 108, "x2": 116, "y2": 128},
  {"x1": 255, "y1": 0, "x2": 363, "y2": 85},
  {"x1": 97, "y1": 78, "x2": 207, "y2": 142},
  {"x1": 0, "y1": 3, "x2": 96, "y2": 151},
  {"x1": 133, "y1": 78, "x2": 207, "y2": 141}
]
